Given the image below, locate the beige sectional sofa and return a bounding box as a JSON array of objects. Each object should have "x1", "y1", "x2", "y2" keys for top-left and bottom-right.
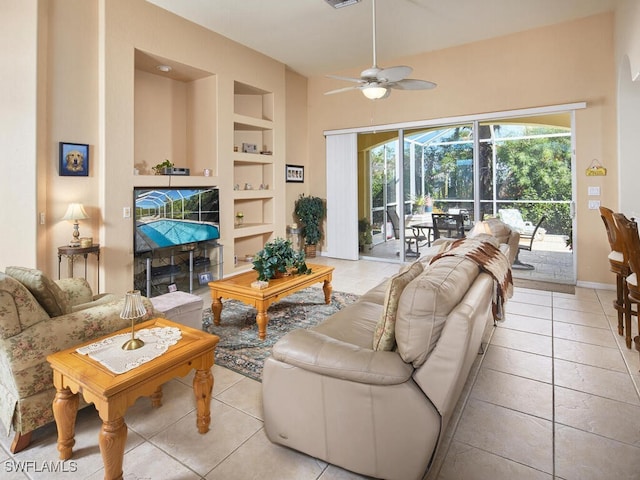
[
  {"x1": 263, "y1": 237, "x2": 512, "y2": 480},
  {"x1": 0, "y1": 267, "x2": 157, "y2": 453}
]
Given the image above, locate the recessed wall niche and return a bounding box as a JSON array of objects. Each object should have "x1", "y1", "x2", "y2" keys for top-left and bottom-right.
[{"x1": 134, "y1": 50, "x2": 217, "y2": 176}]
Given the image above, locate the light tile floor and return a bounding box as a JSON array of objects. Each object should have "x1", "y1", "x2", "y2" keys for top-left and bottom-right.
[{"x1": 1, "y1": 257, "x2": 640, "y2": 479}]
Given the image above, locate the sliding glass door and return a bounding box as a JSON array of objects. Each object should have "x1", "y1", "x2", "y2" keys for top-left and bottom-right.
[
  {"x1": 404, "y1": 125, "x2": 475, "y2": 218},
  {"x1": 357, "y1": 114, "x2": 575, "y2": 283}
]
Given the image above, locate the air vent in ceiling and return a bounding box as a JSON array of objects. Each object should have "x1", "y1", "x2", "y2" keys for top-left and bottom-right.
[{"x1": 325, "y1": 0, "x2": 361, "y2": 9}]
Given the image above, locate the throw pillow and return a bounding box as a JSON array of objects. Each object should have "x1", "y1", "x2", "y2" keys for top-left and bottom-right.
[
  {"x1": 5, "y1": 266, "x2": 70, "y2": 317},
  {"x1": 372, "y1": 261, "x2": 424, "y2": 351}
]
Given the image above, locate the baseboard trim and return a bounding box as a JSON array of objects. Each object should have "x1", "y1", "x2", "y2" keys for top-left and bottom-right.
[
  {"x1": 513, "y1": 277, "x2": 575, "y2": 294},
  {"x1": 576, "y1": 280, "x2": 615, "y2": 291}
]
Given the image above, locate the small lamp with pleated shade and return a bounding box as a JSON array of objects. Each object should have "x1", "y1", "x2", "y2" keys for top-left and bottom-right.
[
  {"x1": 62, "y1": 203, "x2": 89, "y2": 247},
  {"x1": 120, "y1": 290, "x2": 147, "y2": 350}
]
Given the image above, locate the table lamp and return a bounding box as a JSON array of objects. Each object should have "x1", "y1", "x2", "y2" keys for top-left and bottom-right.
[
  {"x1": 120, "y1": 290, "x2": 147, "y2": 350},
  {"x1": 62, "y1": 203, "x2": 89, "y2": 247}
]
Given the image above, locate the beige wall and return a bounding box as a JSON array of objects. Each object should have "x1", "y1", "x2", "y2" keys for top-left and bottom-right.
[
  {"x1": 308, "y1": 13, "x2": 617, "y2": 286},
  {"x1": 615, "y1": 0, "x2": 640, "y2": 217},
  {"x1": 1, "y1": 0, "x2": 297, "y2": 294},
  {"x1": 284, "y1": 68, "x2": 308, "y2": 226},
  {"x1": 98, "y1": 0, "x2": 288, "y2": 292},
  {"x1": 0, "y1": 0, "x2": 42, "y2": 270},
  {"x1": 2, "y1": 2, "x2": 631, "y2": 290}
]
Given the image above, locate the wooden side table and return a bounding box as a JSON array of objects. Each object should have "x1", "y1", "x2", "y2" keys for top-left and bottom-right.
[
  {"x1": 47, "y1": 317, "x2": 219, "y2": 480},
  {"x1": 58, "y1": 244, "x2": 100, "y2": 292}
]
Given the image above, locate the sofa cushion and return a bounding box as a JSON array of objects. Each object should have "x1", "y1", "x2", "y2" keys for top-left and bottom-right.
[
  {"x1": 5, "y1": 267, "x2": 70, "y2": 318},
  {"x1": 469, "y1": 218, "x2": 511, "y2": 245},
  {"x1": 372, "y1": 261, "x2": 424, "y2": 351},
  {"x1": 395, "y1": 256, "x2": 479, "y2": 367},
  {"x1": 55, "y1": 277, "x2": 94, "y2": 306},
  {"x1": 0, "y1": 273, "x2": 50, "y2": 336}
]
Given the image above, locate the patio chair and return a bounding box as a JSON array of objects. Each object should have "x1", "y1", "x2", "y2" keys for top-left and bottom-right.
[
  {"x1": 386, "y1": 207, "x2": 426, "y2": 257},
  {"x1": 431, "y1": 213, "x2": 466, "y2": 240},
  {"x1": 512, "y1": 215, "x2": 546, "y2": 270},
  {"x1": 498, "y1": 209, "x2": 547, "y2": 240}
]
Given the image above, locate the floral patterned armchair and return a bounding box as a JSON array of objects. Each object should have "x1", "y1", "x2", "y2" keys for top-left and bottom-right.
[{"x1": 0, "y1": 267, "x2": 158, "y2": 453}]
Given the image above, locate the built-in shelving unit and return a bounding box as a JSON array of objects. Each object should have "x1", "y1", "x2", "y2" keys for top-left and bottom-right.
[
  {"x1": 133, "y1": 51, "x2": 283, "y2": 279},
  {"x1": 232, "y1": 81, "x2": 276, "y2": 273}
]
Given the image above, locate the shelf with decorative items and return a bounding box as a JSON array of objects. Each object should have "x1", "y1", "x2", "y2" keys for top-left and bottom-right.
[
  {"x1": 233, "y1": 161, "x2": 273, "y2": 196},
  {"x1": 231, "y1": 81, "x2": 277, "y2": 274},
  {"x1": 233, "y1": 197, "x2": 274, "y2": 236}
]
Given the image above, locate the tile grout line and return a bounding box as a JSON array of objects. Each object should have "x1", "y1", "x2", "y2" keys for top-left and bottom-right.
[{"x1": 550, "y1": 292, "x2": 557, "y2": 480}]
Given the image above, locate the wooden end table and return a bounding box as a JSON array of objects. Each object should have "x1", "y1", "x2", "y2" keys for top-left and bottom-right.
[
  {"x1": 208, "y1": 263, "x2": 334, "y2": 340},
  {"x1": 47, "y1": 318, "x2": 219, "y2": 480}
]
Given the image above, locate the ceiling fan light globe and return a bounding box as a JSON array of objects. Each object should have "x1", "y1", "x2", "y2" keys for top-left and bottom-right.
[{"x1": 362, "y1": 86, "x2": 389, "y2": 100}]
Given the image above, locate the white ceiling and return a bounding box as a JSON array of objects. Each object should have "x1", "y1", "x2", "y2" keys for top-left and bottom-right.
[{"x1": 146, "y1": 0, "x2": 618, "y2": 77}]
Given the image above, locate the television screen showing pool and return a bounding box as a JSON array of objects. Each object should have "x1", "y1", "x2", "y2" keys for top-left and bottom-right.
[{"x1": 133, "y1": 187, "x2": 220, "y2": 253}]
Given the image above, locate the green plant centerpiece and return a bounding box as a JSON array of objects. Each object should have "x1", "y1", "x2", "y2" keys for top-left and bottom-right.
[
  {"x1": 252, "y1": 237, "x2": 311, "y2": 283},
  {"x1": 294, "y1": 194, "x2": 326, "y2": 256},
  {"x1": 152, "y1": 159, "x2": 174, "y2": 175}
]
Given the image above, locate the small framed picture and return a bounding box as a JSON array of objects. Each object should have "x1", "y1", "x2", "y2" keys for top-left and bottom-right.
[
  {"x1": 59, "y1": 142, "x2": 89, "y2": 176},
  {"x1": 242, "y1": 142, "x2": 257, "y2": 154},
  {"x1": 199, "y1": 272, "x2": 213, "y2": 285},
  {"x1": 286, "y1": 164, "x2": 304, "y2": 183}
]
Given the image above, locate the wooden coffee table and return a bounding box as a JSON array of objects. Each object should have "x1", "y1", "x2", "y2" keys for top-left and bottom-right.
[
  {"x1": 208, "y1": 263, "x2": 334, "y2": 340},
  {"x1": 46, "y1": 317, "x2": 219, "y2": 480}
]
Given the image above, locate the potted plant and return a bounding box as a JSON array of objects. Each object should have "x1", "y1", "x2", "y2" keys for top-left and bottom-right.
[
  {"x1": 358, "y1": 218, "x2": 373, "y2": 252},
  {"x1": 411, "y1": 194, "x2": 427, "y2": 214},
  {"x1": 252, "y1": 238, "x2": 311, "y2": 284},
  {"x1": 152, "y1": 159, "x2": 173, "y2": 175},
  {"x1": 294, "y1": 194, "x2": 326, "y2": 258}
]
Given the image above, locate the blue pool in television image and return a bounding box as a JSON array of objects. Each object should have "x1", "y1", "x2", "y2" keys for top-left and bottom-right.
[{"x1": 136, "y1": 219, "x2": 220, "y2": 252}]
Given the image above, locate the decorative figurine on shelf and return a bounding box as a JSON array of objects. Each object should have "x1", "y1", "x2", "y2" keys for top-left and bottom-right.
[{"x1": 236, "y1": 212, "x2": 244, "y2": 226}]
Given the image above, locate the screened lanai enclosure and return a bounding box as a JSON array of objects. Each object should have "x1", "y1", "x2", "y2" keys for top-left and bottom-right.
[{"x1": 358, "y1": 116, "x2": 575, "y2": 284}]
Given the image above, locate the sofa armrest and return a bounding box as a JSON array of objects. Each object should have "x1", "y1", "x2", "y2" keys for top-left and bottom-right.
[{"x1": 272, "y1": 329, "x2": 413, "y2": 385}]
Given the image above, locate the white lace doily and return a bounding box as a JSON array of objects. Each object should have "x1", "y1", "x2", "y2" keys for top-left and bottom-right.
[{"x1": 76, "y1": 327, "x2": 182, "y2": 374}]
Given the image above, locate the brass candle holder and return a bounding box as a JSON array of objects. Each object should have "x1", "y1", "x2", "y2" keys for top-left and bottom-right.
[{"x1": 120, "y1": 290, "x2": 147, "y2": 350}]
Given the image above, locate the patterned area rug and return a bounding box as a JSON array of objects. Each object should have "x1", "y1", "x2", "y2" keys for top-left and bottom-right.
[{"x1": 203, "y1": 287, "x2": 358, "y2": 381}]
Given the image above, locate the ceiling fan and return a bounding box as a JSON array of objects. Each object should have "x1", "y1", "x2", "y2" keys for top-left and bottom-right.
[{"x1": 325, "y1": 0, "x2": 436, "y2": 100}]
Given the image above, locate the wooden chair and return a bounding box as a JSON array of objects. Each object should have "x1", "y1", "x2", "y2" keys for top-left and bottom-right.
[
  {"x1": 613, "y1": 212, "x2": 640, "y2": 353},
  {"x1": 600, "y1": 207, "x2": 633, "y2": 347}
]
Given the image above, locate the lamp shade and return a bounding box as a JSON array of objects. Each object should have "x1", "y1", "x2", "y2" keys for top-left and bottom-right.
[
  {"x1": 62, "y1": 203, "x2": 89, "y2": 221},
  {"x1": 120, "y1": 290, "x2": 147, "y2": 320}
]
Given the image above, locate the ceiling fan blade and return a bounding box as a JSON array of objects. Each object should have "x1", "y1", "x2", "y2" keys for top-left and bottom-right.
[
  {"x1": 326, "y1": 74, "x2": 364, "y2": 84},
  {"x1": 377, "y1": 65, "x2": 412, "y2": 83},
  {"x1": 391, "y1": 78, "x2": 437, "y2": 90},
  {"x1": 324, "y1": 85, "x2": 361, "y2": 95}
]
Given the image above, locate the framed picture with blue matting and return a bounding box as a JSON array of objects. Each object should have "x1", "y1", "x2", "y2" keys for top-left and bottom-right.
[{"x1": 59, "y1": 142, "x2": 89, "y2": 176}]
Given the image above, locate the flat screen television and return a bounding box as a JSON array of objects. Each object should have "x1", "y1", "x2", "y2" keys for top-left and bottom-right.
[{"x1": 133, "y1": 187, "x2": 220, "y2": 254}]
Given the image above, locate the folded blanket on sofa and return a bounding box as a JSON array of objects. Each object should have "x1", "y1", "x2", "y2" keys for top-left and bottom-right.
[{"x1": 430, "y1": 237, "x2": 513, "y2": 321}]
